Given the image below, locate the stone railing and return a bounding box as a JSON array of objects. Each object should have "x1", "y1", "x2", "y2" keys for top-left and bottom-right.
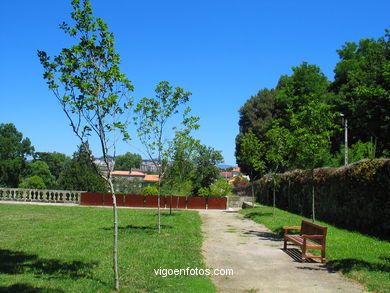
[{"x1": 0, "y1": 188, "x2": 83, "y2": 204}]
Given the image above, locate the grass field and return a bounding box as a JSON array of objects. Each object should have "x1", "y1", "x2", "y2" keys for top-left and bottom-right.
[
  {"x1": 240, "y1": 206, "x2": 390, "y2": 293},
  {"x1": 0, "y1": 204, "x2": 215, "y2": 293}
]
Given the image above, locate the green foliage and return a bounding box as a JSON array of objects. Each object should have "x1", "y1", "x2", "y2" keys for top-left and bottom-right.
[
  {"x1": 143, "y1": 186, "x2": 158, "y2": 196},
  {"x1": 58, "y1": 144, "x2": 108, "y2": 192},
  {"x1": 38, "y1": 0, "x2": 133, "y2": 181},
  {"x1": 18, "y1": 175, "x2": 46, "y2": 189},
  {"x1": 327, "y1": 140, "x2": 378, "y2": 167},
  {"x1": 236, "y1": 130, "x2": 266, "y2": 181},
  {"x1": 209, "y1": 178, "x2": 232, "y2": 197},
  {"x1": 0, "y1": 123, "x2": 34, "y2": 187},
  {"x1": 35, "y1": 152, "x2": 70, "y2": 180},
  {"x1": 276, "y1": 62, "x2": 331, "y2": 109},
  {"x1": 114, "y1": 152, "x2": 142, "y2": 171},
  {"x1": 191, "y1": 144, "x2": 223, "y2": 195},
  {"x1": 331, "y1": 32, "x2": 390, "y2": 153},
  {"x1": 26, "y1": 160, "x2": 56, "y2": 189},
  {"x1": 235, "y1": 89, "x2": 276, "y2": 175},
  {"x1": 134, "y1": 81, "x2": 196, "y2": 172},
  {"x1": 286, "y1": 98, "x2": 339, "y2": 170}
]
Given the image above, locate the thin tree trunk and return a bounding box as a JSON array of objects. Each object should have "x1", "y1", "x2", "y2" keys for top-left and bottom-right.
[
  {"x1": 251, "y1": 180, "x2": 255, "y2": 207},
  {"x1": 158, "y1": 179, "x2": 161, "y2": 233},
  {"x1": 273, "y1": 176, "x2": 276, "y2": 216},
  {"x1": 108, "y1": 180, "x2": 120, "y2": 291},
  {"x1": 312, "y1": 169, "x2": 315, "y2": 222},
  {"x1": 169, "y1": 194, "x2": 173, "y2": 215}
]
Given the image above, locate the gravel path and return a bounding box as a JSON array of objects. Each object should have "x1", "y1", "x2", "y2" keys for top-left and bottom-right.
[{"x1": 199, "y1": 210, "x2": 366, "y2": 293}]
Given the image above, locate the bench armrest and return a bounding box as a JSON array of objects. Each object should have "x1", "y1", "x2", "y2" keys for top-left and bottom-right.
[
  {"x1": 301, "y1": 234, "x2": 324, "y2": 239},
  {"x1": 283, "y1": 226, "x2": 301, "y2": 231}
]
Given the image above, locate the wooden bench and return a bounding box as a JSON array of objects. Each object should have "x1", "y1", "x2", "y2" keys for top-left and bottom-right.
[{"x1": 283, "y1": 220, "x2": 327, "y2": 263}]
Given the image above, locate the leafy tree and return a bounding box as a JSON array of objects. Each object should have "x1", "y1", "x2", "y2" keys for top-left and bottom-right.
[
  {"x1": 35, "y1": 152, "x2": 70, "y2": 181},
  {"x1": 236, "y1": 88, "x2": 276, "y2": 175},
  {"x1": 38, "y1": 0, "x2": 132, "y2": 289},
  {"x1": 134, "y1": 81, "x2": 197, "y2": 231},
  {"x1": 276, "y1": 62, "x2": 332, "y2": 111},
  {"x1": 114, "y1": 152, "x2": 142, "y2": 171},
  {"x1": 19, "y1": 176, "x2": 46, "y2": 189},
  {"x1": 326, "y1": 139, "x2": 379, "y2": 167},
  {"x1": 209, "y1": 178, "x2": 232, "y2": 197},
  {"x1": 26, "y1": 161, "x2": 55, "y2": 189},
  {"x1": 58, "y1": 144, "x2": 108, "y2": 193},
  {"x1": 331, "y1": 31, "x2": 390, "y2": 154},
  {"x1": 164, "y1": 112, "x2": 200, "y2": 211},
  {"x1": 265, "y1": 120, "x2": 290, "y2": 214},
  {"x1": 285, "y1": 98, "x2": 339, "y2": 220},
  {"x1": 237, "y1": 130, "x2": 266, "y2": 205},
  {"x1": 191, "y1": 144, "x2": 223, "y2": 195},
  {"x1": 143, "y1": 186, "x2": 158, "y2": 196},
  {"x1": 0, "y1": 123, "x2": 34, "y2": 187}
]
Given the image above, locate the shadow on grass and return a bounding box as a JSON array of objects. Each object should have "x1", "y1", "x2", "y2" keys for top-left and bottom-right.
[
  {"x1": 103, "y1": 224, "x2": 173, "y2": 234},
  {"x1": 243, "y1": 212, "x2": 273, "y2": 219},
  {"x1": 0, "y1": 249, "x2": 97, "y2": 279},
  {"x1": 327, "y1": 258, "x2": 390, "y2": 273},
  {"x1": 0, "y1": 283, "x2": 64, "y2": 293}
]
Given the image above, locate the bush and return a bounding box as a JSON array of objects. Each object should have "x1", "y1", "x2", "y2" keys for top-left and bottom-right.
[
  {"x1": 142, "y1": 186, "x2": 158, "y2": 196},
  {"x1": 18, "y1": 176, "x2": 47, "y2": 189}
]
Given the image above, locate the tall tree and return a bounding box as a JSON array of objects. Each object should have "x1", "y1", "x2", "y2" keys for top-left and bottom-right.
[
  {"x1": 235, "y1": 88, "x2": 276, "y2": 175},
  {"x1": 0, "y1": 123, "x2": 34, "y2": 187},
  {"x1": 38, "y1": 0, "x2": 133, "y2": 290},
  {"x1": 236, "y1": 130, "x2": 266, "y2": 205},
  {"x1": 191, "y1": 144, "x2": 223, "y2": 195},
  {"x1": 35, "y1": 152, "x2": 70, "y2": 181},
  {"x1": 331, "y1": 32, "x2": 390, "y2": 154},
  {"x1": 114, "y1": 152, "x2": 142, "y2": 171},
  {"x1": 285, "y1": 98, "x2": 339, "y2": 220},
  {"x1": 134, "y1": 81, "x2": 197, "y2": 232},
  {"x1": 58, "y1": 144, "x2": 108, "y2": 192}
]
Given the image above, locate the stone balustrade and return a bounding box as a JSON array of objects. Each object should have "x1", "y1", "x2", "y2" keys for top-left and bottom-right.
[{"x1": 0, "y1": 188, "x2": 83, "y2": 204}]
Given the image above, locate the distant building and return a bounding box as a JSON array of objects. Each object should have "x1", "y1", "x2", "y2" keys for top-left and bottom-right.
[
  {"x1": 111, "y1": 170, "x2": 159, "y2": 188},
  {"x1": 140, "y1": 160, "x2": 159, "y2": 173}
]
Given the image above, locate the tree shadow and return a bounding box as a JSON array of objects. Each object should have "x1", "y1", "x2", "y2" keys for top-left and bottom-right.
[
  {"x1": 242, "y1": 230, "x2": 283, "y2": 242},
  {"x1": 102, "y1": 224, "x2": 172, "y2": 234},
  {"x1": 243, "y1": 212, "x2": 273, "y2": 219},
  {"x1": 0, "y1": 283, "x2": 65, "y2": 293},
  {"x1": 0, "y1": 249, "x2": 98, "y2": 280},
  {"x1": 327, "y1": 258, "x2": 390, "y2": 273}
]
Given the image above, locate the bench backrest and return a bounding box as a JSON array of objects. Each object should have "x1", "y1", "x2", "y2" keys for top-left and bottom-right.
[{"x1": 301, "y1": 220, "x2": 327, "y2": 245}]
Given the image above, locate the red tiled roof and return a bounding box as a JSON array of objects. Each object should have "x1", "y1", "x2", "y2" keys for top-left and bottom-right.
[
  {"x1": 144, "y1": 174, "x2": 159, "y2": 182},
  {"x1": 111, "y1": 171, "x2": 145, "y2": 177}
]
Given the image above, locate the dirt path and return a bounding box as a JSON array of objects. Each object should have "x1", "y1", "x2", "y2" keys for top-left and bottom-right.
[{"x1": 199, "y1": 210, "x2": 366, "y2": 293}]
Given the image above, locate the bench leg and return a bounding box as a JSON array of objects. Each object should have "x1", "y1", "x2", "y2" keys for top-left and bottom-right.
[
  {"x1": 283, "y1": 238, "x2": 287, "y2": 250},
  {"x1": 321, "y1": 247, "x2": 326, "y2": 263},
  {"x1": 302, "y1": 240, "x2": 307, "y2": 262}
]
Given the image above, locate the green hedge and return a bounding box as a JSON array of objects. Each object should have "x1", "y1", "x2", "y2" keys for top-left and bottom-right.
[{"x1": 245, "y1": 159, "x2": 390, "y2": 239}]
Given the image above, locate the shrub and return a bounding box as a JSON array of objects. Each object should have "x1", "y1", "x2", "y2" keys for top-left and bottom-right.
[
  {"x1": 18, "y1": 176, "x2": 47, "y2": 189},
  {"x1": 142, "y1": 186, "x2": 158, "y2": 196}
]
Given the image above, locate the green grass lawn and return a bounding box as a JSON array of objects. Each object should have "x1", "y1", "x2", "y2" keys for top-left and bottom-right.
[
  {"x1": 240, "y1": 206, "x2": 390, "y2": 293},
  {"x1": 0, "y1": 204, "x2": 215, "y2": 293}
]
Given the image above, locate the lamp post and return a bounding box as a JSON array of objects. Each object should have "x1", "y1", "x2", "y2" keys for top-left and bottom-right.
[{"x1": 340, "y1": 113, "x2": 348, "y2": 166}]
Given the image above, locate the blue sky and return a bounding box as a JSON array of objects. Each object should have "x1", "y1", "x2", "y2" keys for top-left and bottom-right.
[{"x1": 1, "y1": 0, "x2": 389, "y2": 165}]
